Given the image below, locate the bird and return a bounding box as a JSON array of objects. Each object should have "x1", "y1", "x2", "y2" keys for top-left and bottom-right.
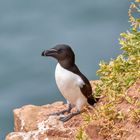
[{"x1": 42, "y1": 44, "x2": 98, "y2": 122}]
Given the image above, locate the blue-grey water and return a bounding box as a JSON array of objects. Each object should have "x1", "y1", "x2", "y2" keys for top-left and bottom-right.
[{"x1": 0, "y1": 0, "x2": 130, "y2": 139}]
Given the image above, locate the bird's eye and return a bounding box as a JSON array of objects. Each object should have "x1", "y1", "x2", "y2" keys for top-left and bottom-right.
[{"x1": 58, "y1": 49, "x2": 63, "y2": 53}]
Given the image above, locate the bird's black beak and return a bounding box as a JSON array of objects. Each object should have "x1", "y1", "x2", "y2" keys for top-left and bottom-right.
[{"x1": 41, "y1": 48, "x2": 58, "y2": 57}]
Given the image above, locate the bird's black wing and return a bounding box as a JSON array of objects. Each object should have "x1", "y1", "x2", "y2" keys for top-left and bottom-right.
[{"x1": 68, "y1": 64, "x2": 97, "y2": 105}]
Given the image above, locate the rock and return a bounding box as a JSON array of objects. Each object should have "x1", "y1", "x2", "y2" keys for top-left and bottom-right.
[
  {"x1": 6, "y1": 81, "x2": 99, "y2": 140},
  {"x1": 6, "y1": 102, "x2": 83, "y2": 140},
  {"x1": 86, "y1": 80, "x2": 140, "y2": 140},
  {"x1": 6, "y1": 80, "x2": 140, "y2": 140}
]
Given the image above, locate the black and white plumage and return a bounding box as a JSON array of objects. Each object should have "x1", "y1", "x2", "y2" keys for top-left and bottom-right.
[{"x1": 42, "y1": 44, "x2": 97, "y2": 122}]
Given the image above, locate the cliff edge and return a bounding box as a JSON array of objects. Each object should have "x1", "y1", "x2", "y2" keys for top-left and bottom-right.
[
  {"x1": 6, "y1": 102, "x2": 85, "y2": 140},
  {"x1": 6, "y1": 80, "x2": 140, "y2": 140},
  {"x1": 6, "y1": 81, "x2": 98, "y2": 140}
]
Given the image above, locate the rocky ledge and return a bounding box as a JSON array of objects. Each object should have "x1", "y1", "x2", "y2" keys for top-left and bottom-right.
[
  {"x1": 6, "y1": 80, "x2": 140, "y2": 140},
  {"x1": 6, "y1": 102, "x2": 85, "y2": 140},
  {"x1": 6, "y1": 81, "x2": 98, "y2": 140}
]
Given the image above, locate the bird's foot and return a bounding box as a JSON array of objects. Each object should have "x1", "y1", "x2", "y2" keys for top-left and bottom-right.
[
  {"x1": 49, "y1": 109, "x2": 70, "y2": 116},
  {"x1": 49, "y1": 103, "x2": 72, "y2": 116},
  {"x1": 59, "y1": 111, "x2": 80, "y2": 122}
]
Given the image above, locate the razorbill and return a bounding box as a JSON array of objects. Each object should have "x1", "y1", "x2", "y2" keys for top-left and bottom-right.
[{"x1": 42, "y1": 44, "x2": 98, "y2": 122}]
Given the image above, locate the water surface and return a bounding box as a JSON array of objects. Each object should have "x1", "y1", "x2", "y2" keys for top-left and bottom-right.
[{"x1": 0, "y1": 0, "x2": 130, "y2": 139}]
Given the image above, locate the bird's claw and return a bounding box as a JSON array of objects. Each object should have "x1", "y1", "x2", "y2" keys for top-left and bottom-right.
[{"x1": 59, "y1": 116, "x2": 69, "y2": 122}]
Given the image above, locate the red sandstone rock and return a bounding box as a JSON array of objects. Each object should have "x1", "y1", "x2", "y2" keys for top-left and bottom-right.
[
  {"x1": 5, "y1": 80, "x2": 140, "y2": 140},
  {"x1": 6, "y1": 102, "x2": 83, "y2": 140}
]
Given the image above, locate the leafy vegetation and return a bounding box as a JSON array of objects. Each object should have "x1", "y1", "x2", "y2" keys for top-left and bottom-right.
[
  {"x1": 76, "y1": 1, "x2": 140, "y2": 139},
  {"x1": 76, "y1": 127, "x2": 88, "y2": 140},
  {"x1": 95, "y1": 1, "x2": 140, "y2": 101}
]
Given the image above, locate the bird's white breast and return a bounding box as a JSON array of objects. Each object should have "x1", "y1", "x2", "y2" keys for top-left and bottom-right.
[{"x1": 55, "y1": 63, "x2": 87, "y2": 111}]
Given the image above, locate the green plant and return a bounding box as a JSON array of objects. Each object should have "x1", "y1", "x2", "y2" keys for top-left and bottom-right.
[
  {"x1": 76, "y1": 127, "x2": 88, "y2": 140},
  {"x1": 76, "y1": 1, "x2": 140, "y2": 139},
  {"x1": 96, "y1": 1, "x2": 140, "y2": 103},
  {"x1": 129, "y1": 108, "x2": 140, "y2": 123}
]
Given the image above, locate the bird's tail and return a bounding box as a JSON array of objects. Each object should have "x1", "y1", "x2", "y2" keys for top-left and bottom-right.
[{"x1": 87, "y1": 96, "x2": 100, "y2": 105}]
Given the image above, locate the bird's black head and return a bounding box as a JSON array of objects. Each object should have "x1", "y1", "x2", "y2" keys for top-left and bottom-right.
[{"x1": 42, "y1": 44, "x2": 75, "y2": 68}]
